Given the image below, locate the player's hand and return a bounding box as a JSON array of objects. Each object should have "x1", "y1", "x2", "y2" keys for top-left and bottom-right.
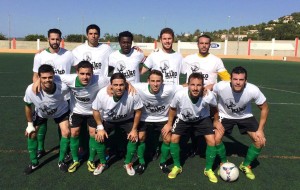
[
  {"x1": 32, "y1": 78, "x2": 41, "y2": 94},
  {"x1": 213, "y1": 120, "x2": 225, "y2": 136},
  {"x1": 204, "y1": 84, "x2": 214, "y2": 91},
  {"x1": 127, "y1": 82, "x2": 137, "y2": 95},
  {"x1": 127, "y1": 129, "x2": 138, "y2": 142},
  {"x1": 161, "y1": 124, "x2": 172, "y2": 138},
  {"x1": 255, "y1": 129, "x2": 266, "y2": 147},
  {"x1": 106, "y1": 85, "x2": 113, "y2": 96},
  {"x1": 132, "y1": 46, "x2": 143, "y2": 52},
  {"x1": 95, "y1": 130, "x2": 108, "y2": 143},
  {"x1": 25, "y1": 122, "x2": 36, "y2": 137}
]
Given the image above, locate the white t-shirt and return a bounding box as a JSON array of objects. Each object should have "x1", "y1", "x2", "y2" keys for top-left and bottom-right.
[
  {"x1": 92, "y1": 88, "x2": 143, "y2": 122},
  {"x1": 109, "y1": 49, "x2": 145, "y2": 83},
  {"x1": 133, "y1": 83, "x2": 182, "y2": 122},
  {"x1": 33, "y1": 48, "x2": 74, "y2": 75},
  {"x1": 72, "y1": 43, "x2": 113, "y2": 76},
  {"x1": 58, "y1": 74, "x2": 109, "y2": 115},
  {"x1": 143, "y1": 49, "x2": 184, "y2": 85},
  {"x1": 182, "y1": 53, "x2": 227, "y2": 85},
  {"x1": 170, "y1": 88, "x2": 217, "y2": 122},
  {"x1": 213, "y1": 81, "x2": 266, "y2": 119},
  {"x1": 24, "y1": 80, "x2": 69, "y2": 118}
]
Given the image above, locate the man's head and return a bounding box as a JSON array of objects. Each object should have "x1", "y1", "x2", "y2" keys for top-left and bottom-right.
[
  {"x1": 160, "y1": 27, "x2": 174, "y2": 52},
  {"x1": 230, "y1": 66, "x2": 247, "y2": 92},
  {"x1": 86, "y1": 24, "x2": 100, "y2": 47},
  {"x1": 76, "y1": 61, "x2": 93, "y2": 86},
  {"x1": 147, "y1": 70, "x2": 163, "y2": 94},
  {"x1": 110, "y1": 73, "x2": 127, "y2": 98},
  {"x1": 38, "y1": 64, "x2": 55, "y2": 91},
  {"x1": 118, "y1": 31, "x2": 133, "y2": 54},
  {"x1": 197, "y1": 34, "x2": 211, "y2": 56},
  {"x1": 188, "y1": 72, "x2": 204, "y2": 98},
  {"x1": 47, "y1": 28, "x2": 62, "y2": 50}
]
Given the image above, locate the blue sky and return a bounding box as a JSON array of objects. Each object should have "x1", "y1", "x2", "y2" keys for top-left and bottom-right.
[{"x1": 0, "y1": 0, "x2": 299, "y2": 38}]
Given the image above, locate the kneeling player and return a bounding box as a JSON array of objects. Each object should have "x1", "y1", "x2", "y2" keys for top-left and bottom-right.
[
  {"x1": 23, "y1": 64, "x2": 70, "y2": 174},
  {"x1": 213, "y1": 66, "x2": 269, "y2": 180},
  {"x1": 164, "y1": 73, "x2": 221, "y2": 183},
  {"x1": 92, "y1": 73, "x2": 143, "y2": 176}
]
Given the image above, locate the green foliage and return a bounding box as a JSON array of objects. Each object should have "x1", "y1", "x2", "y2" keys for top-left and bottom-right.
[
  {"x1": 65, "y1": 34, "x2": 86, "y2": 42},
  {"x1": 0, "y1": 33, "x2": 6, "y2": 40},
  {"x1": 24, "y1": 34, "x2": 47, "y2": 41}
]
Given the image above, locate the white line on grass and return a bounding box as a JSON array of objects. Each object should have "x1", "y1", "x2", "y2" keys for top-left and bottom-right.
[
  {"x1": 259, "y1": 86, "x2": 300, "y2": 95},
  {"x1": 0, "y1": 96, "x2": 23, "y2": 98}
]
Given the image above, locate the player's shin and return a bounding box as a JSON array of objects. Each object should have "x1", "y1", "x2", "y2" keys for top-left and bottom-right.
[{"x1": 125, "y1": 141, "x2": 137, "y2": 164}]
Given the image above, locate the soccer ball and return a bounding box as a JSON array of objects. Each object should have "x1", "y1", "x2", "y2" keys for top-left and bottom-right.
[{"x1": 219, "y1": 162, "x2": 239, "y2": 182}]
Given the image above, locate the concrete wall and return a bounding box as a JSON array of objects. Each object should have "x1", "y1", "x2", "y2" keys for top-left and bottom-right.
[{"x1": 1, "y1": 39, "x2": 299, "y2": 62}]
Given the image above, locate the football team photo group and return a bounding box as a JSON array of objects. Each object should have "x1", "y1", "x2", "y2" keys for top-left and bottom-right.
[{"x1": 23, "y1": 24, "x2": 269, "y2": 184}]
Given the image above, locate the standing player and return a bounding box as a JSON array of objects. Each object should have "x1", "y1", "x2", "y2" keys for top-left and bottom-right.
[
  {"x1": 182, "y1": 34, "x2": 230, "y2": 157},
  {"x1": 133, "y1": 70, "x2": 183, "y2": 174},
  {"x1": 58, "y1": 61, "x2": 110, "y2": 173},
  {"x1": 32, "y1": 28, "x2": 74, "y2": 159},
  {"x1": 92, "y1": 73, "x2": 143, "y2": 176},
  {"x1": 24, "y1": 64, "x2": 70, "y2": 174},
  {"x1": 141, "y1": 27, "x2": 184, "y2": 85},
  {"x1": 182, "y1": 34, "x2": 230, "y2": 90},
  {"x1": 164, "y1": 73, "x2": 221, "y2": 183},
  {"x1": 213, "y1": 66, "x2": 269, "y2": 180},
  {"x1": 72, "y1": 24, "x2": 113, "y2": 76},
  {"x1": 109, "y1": 31, "x2": 145, "y2": 83}
]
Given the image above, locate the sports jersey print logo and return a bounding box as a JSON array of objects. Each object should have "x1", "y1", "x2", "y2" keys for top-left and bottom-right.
[
  {"x1": 45, "y1": 60, "x2": 65, "y2": 74},
  {"x1": 39, "y1": 103, "x2": 58, "y2": 115},
  {"x1": 182, "y1": 108, "x2": 200, "y2": 121},
  {"x1": 83, "y1": 52, "x2": 92, "y2": 62},
  {"x1": 117, "y1": 62, "x2": 136, "y2": 79},
  {"x1": 159, "y1": 60, "x2": 177, "y2": 79},
  {"x1": 224, "y1": 98, "x2": 246, "y2": 113},
  {"x1": 144, "y1": 102, "x2": 165, "y2": 113},
  {"x1": 190, "y1": 64, "x2": 200, "y2": 73},
  {"x1": 73, "y1": 91, "x2": 90, "y2": 103},
  {"x1": 108, "y1": 108, "x2": 127, "y2": 120}
]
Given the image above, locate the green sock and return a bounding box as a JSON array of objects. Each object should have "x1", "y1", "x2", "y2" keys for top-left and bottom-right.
[
  {"x1": 88, "y1": 137, "x2": 97, "y2": 161},
  {"x1": 170, "y1": 143, "x2": 180, "y2": 167},
  {"x1": 70, "y1": 136, "x2": 79, "y2": 162},
  {"x1": 137, "y1": 142, "x2": 145, "y2": 164},
  {"x1": 160, "y1": 142, "x2": 170, "y2": 164},
  {"x1": 216, "y1": 142, "x2": 227, "y2": 163},
  {"x1": 37, "y1": 123, "x2": 47, "y2": 151},
  {"x1": 124, "y1": 141, "x2": 137, "y2": 164},
  {"x1": 94, "y1": 141, "x2": 106, "y2": 164},
  {"x1": 205, "y1": 145, "x2": 217, "y2": 170},
  {"x1": 27, "y1": 137, "x2": 38, "y2": 164},
  {"x1": 243, "y1": 144, "x2": 262, "y2": 166},
  {"x1": 58, "y1": 137, "x2": 69, "y2": 162}
]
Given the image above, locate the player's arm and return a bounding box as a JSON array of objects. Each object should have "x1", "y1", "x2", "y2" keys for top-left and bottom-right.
[
  {"x1": 210, "y1": 106, "x2": 225, "y2": 136},
  {"x1": 93, "y1": 109, "x2": 108, "y2": 142},
  {"x1": 24, "y1": 103, "x2": 35, "y2": 137},
  {"x1": 140, "y1": 65, "x2": 149, "y2": 75},
  {"x1": 128, "y1": 108, "x2": 142, "y2": 142},
  {"x1": 161, "y1": 107, "x2": 176, "y2": 138},
  {"x1": 255, "y1": 101, "x2": 269, "y2": 146},
  {"x1": 218, "y1": 70, "x2": 231, "y2": 81},
  {"x1": 32, "y1": 72, "x2": 39, "y2": 83}
]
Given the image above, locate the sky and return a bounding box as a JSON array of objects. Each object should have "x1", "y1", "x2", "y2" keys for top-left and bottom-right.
[{"x1": 0, "y1": 0, "x2": 299, "y2": 38}]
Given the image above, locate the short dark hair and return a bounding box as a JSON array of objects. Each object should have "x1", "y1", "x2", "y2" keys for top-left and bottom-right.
[
  {"x1": 231, "y1": 66, "x2": 248, "y2": 80},
  {"x1": 197, "y1": 34, "x2": 211, "y2": 43},
  {"x1": 118, "y1": 31, "x2": 133, "y2": 42},
  {"x1": 110, "y1": 73, "x2": 126, "y2": 84},
  {"x1": 188, "y1": 72, "x2": 204, "y2": 84},
  {"x1": 147, "y1": 69, "x2": 163, "y2": 80},
  {"x1": 48, "y1": 28, "x2": 62, "y2": 38},
  {"x1": 160, "y1": 27, "x2": 174, "y2": 39},
  {"x1": 38, "y1": 64, "x2": 55, "y2": 76},
  {"x1": 76, "y1": 61, "x2": 93, "y2": 72},
  {"x1": 86, "y1": 24, "x2": 100, "y2": 35}
]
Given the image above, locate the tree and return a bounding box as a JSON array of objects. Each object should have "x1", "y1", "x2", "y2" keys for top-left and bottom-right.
[
  {"x1": 0, "y1": 33, "x2": 6, "y2": 40},
  {"x1": 65, "y1": 34, "x2": 86, "y2": 42},
  {"x1": 24, "y1": 34, "x2": 47, "y2": 41}
]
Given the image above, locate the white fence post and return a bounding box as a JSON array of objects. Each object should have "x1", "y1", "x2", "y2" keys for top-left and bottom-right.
[
  {"x1": 224, "y1": 39, "x2": 228, "y2": 55},
  {"x1": 271, "y1": 38, "x2": 275, "y2": 56},
  {"x1": 37, "y1": 39, "x2": 40, "y2": 50}
]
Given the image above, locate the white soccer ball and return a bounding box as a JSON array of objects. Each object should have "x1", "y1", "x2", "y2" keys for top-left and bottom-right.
[{"x1": 219, "y1": 162, "x2": 239, "y2": 182}]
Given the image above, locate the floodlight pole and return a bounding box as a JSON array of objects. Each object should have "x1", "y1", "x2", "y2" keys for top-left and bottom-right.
[{"x1": 227, "y1": 16, "x2": 231, "y2": 40}]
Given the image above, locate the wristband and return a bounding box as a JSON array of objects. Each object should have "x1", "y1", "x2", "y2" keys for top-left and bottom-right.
[
  {"x1": 96, "y1": 124, "x2": 104, "y2": 131},
  {"x1": 26, "y1": 122, "x2": 35, "y2": 134}
]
